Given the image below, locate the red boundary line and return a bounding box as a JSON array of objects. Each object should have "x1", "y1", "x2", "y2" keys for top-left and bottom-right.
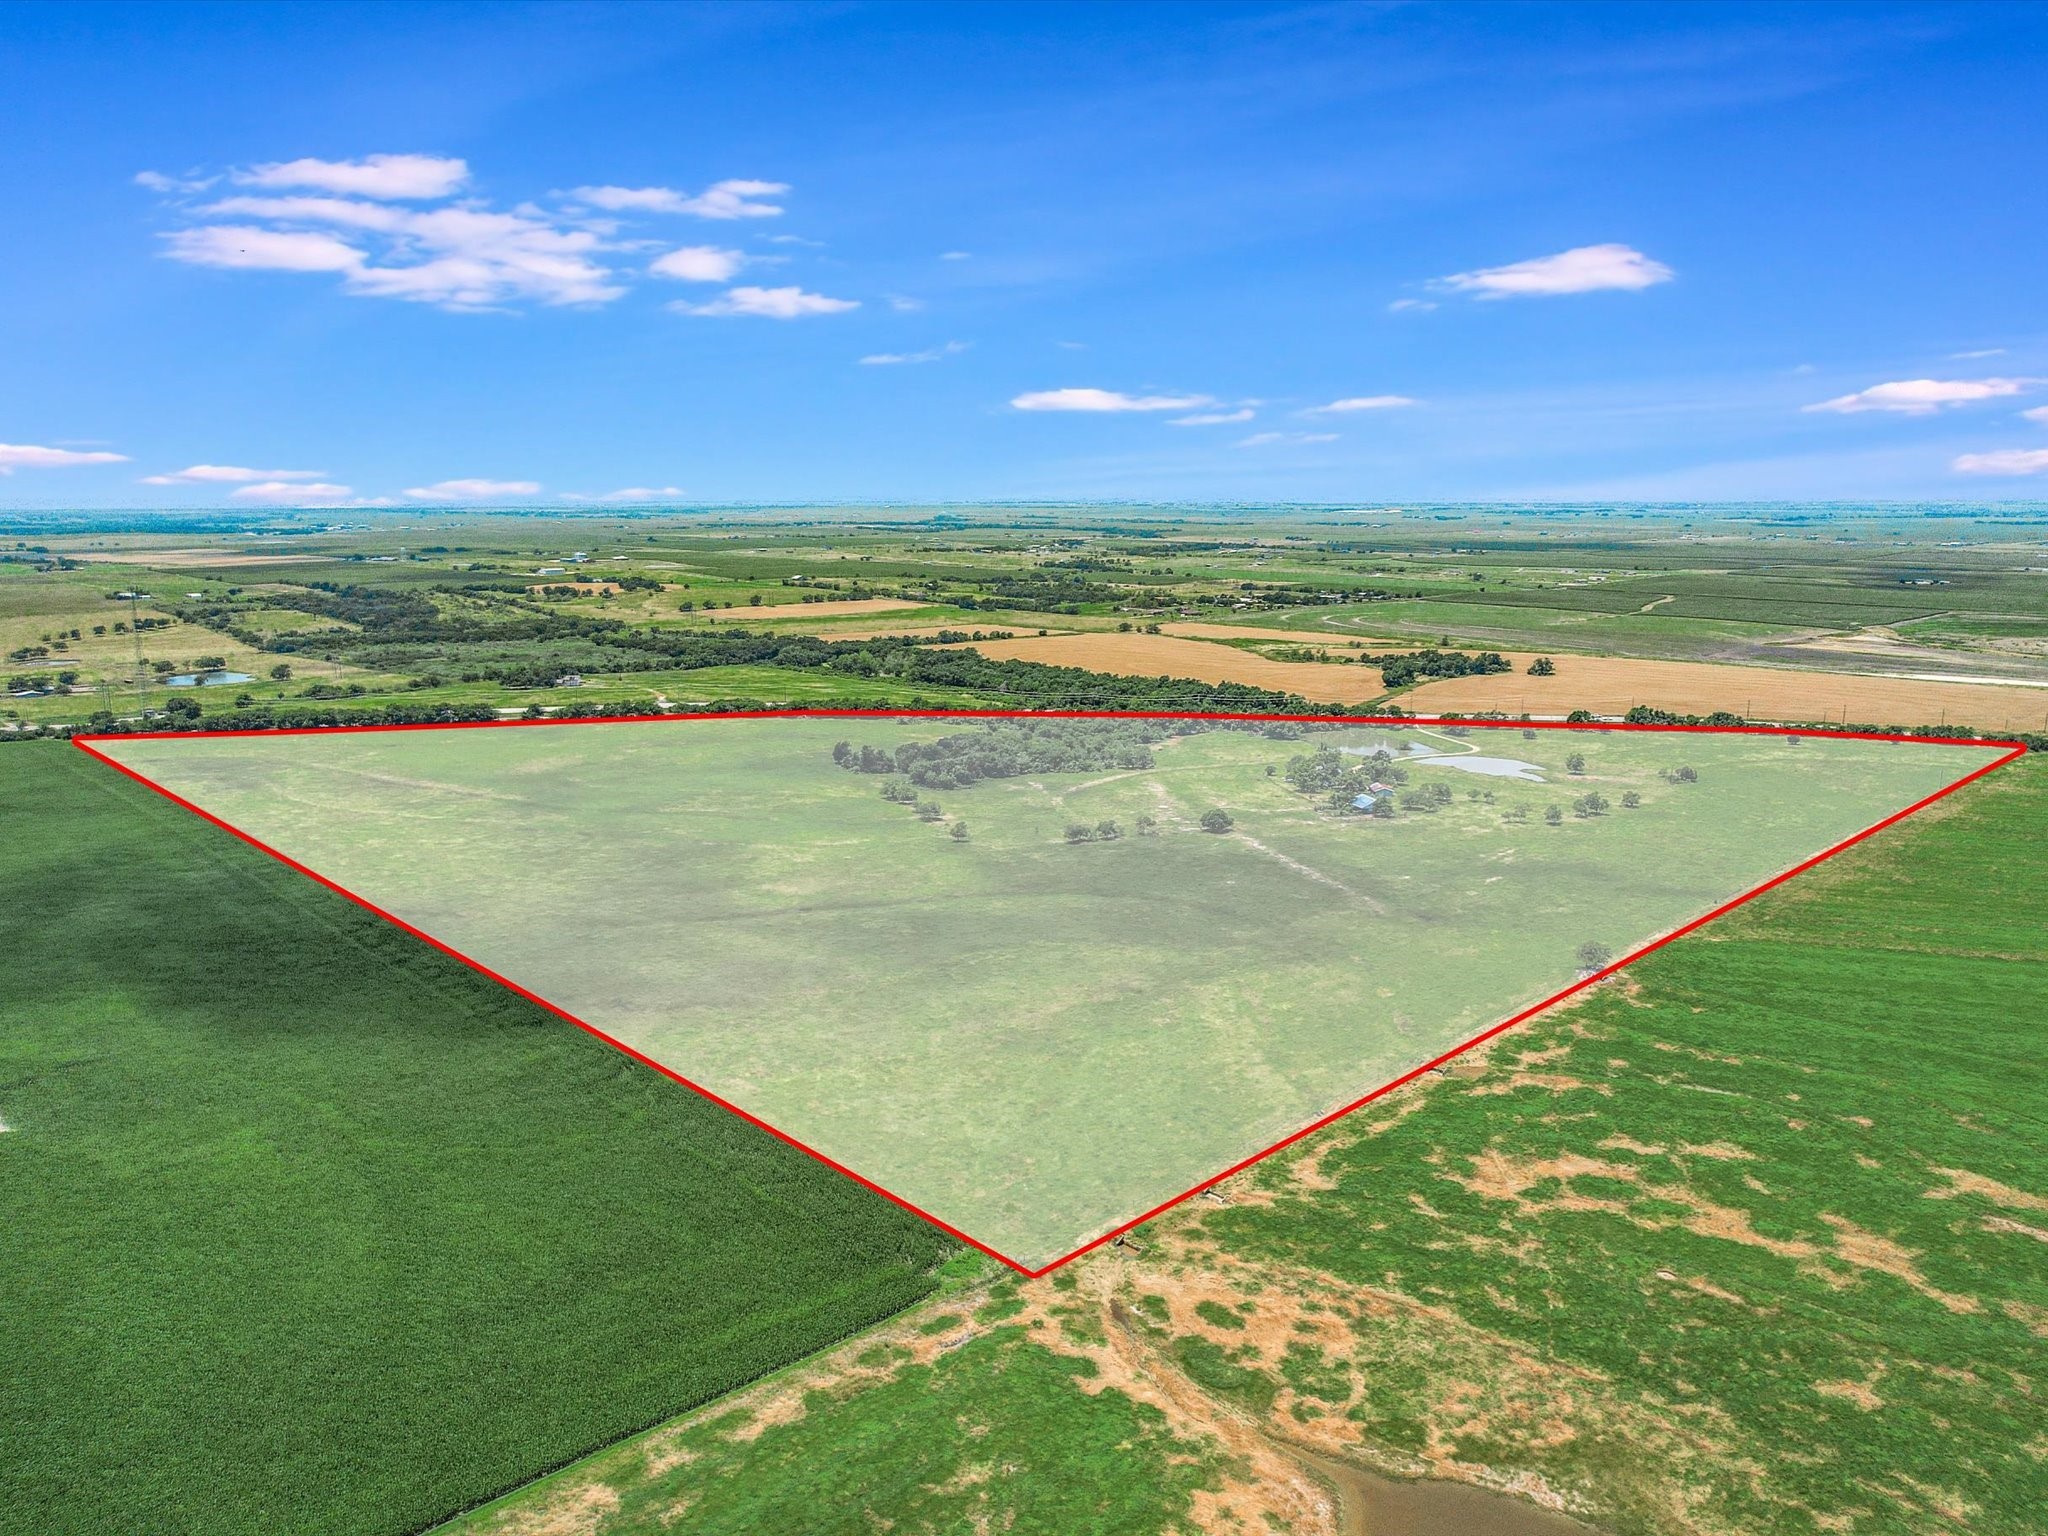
[{"x1": 73, "y1": 711, "x2": 2027, "y2": 1277}]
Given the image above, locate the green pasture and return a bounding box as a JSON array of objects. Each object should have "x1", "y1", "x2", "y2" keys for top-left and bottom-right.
[
  {"x1": 0, "y1": 746, "x2": 955, "y2": 1536},
  {"x1": 99, "y1": 718, "x2": 1993, "y2": 1269}
]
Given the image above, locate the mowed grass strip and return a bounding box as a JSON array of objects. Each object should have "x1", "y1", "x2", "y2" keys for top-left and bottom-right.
[{"x1": 0, "y1": 745, "x2": 956, "y2": 1536}]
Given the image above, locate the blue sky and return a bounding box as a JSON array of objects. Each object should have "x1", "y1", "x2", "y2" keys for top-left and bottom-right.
[{"x1": 3, "y1": 0, "x2": 2045, "y2": 507}]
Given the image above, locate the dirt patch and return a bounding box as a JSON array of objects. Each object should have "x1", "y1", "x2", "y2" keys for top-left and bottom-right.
[{"x1": 1925, "y1": 1166, "x2": 2048, "y2": 1214}]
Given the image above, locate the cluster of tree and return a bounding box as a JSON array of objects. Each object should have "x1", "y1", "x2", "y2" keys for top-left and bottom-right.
[
  {"x1": 1623, "y1": 705, "x2": 1744, "y2": 726},
  {"x1": 1571, "y1": 791, "x2": 1610, "y2": 817},
  {"x1": 7, "y1": 670, "x2": 78, "y2": 692},
  {"x1": 1371, "y1": 648, "x2": 1511, "y2": 688},
  {"x1": 876, "y1": 778, "x2": 948, "y2": 824},
  {"x1": 1528, "y1": 656, "x2": 1556, "y2": 676},
  {"x1": 1664, "y1": 764, "x2": 1700, "y2": 783},
  {"x1": 832, "y1": 718, "x2": 1179, "y2": 788},
  {"x1": 1064, "y1": 819, "x2": 1123, "y2": 842},
  {"x1": 1283, "y1": 743, "x2": 1410, "y2": 798},
  {"x1": 1399, "y1": 781, "x2": 1457, "y2": 813}
]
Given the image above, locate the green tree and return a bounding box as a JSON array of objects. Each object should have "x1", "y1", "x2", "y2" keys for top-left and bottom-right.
[
  {"x1": 1064, "y1": 824, "x2": 1095, "y2": 843},
  {"x1": 1095, "y1": 819, "x2": 1121, "y2": 840},
  {"x1": 1621, "y1": 790, "x2": 1642, "y2": 808},
  {"x1": 1565, "y1": 752, "x2": 1586, "y2": 774},
  {"x1": 1576, "y1": 941, "x2": 1614, "y2": 972},
  {"x1": 1527, "y1": 656, "x2": 1556, "y2": 676},
  {"x1": 1543, "y1": 804, "x2": 1563, "y2": 826},
  {"x1": 268, "y1": 663, "x2": 293, "y2": 681},
  {"x1": 1199, "y1": 809, "x2": 1234, "y2": 834},
  {"x1": 949, "y1": 822, "x2": 969, "y2": 842}
]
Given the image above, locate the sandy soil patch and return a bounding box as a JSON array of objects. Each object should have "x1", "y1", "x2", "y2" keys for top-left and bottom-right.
[{"x1": 1399, "y1": 653, "x2": 2048, "y2": 733}]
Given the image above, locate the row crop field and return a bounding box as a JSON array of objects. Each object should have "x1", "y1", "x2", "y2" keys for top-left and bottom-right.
[{"x1": 0, "y1": 745, "x2": 958, "y2": 1536}]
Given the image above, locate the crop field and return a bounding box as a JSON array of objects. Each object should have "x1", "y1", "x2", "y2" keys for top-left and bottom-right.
[
  {"x1": 1399, "y1": 652, "x2": 2048, "y2": 734},
  {"x1": 0, "y1": 745, "x2": 957, "y2": 1536},
  {"x1": 93, "y1": 715, "x2": 1997, "y2": 1271},
  {"x1": 452, "y1": 752, "x2": 2048, "y2": 1536}
]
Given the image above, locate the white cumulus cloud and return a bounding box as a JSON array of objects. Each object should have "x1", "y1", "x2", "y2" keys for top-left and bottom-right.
[
  {"x1": 1805, "y1": 378, "x2": 2035, "y2": 415},
  {"x1": 1011, "y1": 388, "x2": 1215, "y2": 413},
  {"x1": 1952, "y1": 448, "x2": 2048, "y2": 476},
  {"x1": 572, "y1": 179, "x2": 788, "y2": 218},
  {"x1": 649, "y1": 245, "x2": 746, "y2": 282},
  {"x1": 1169, "y1": 408, "x2": 1255, "y2": 426},
  {"x1": 860, "y1": 341, "x2": 969, "y2": 365},
  {"x1": 140, "y1": 463, "x2": 326, "y2": 485},
  {"x1": 1434, "y1": 243, "x2": 1673, "y2": 299},
  {"x1": 404, "y1": 478, "x2": 542, "y2": 500},
  {"x1": 675, "y1": 285, "x2": 857, "y2": 319},
  {"x1": 0, "y1": 442, "x2": 130, "y2": 473},
  {"x1": 1305, "y1": 395, "x2": 1416, "y2": 414},
  {"x1": 2022, "y1": 406, "x2": 2048, "y2": 425},
  {"x1": 236, "y1": 154, "x2": 470, "y2": 200}
]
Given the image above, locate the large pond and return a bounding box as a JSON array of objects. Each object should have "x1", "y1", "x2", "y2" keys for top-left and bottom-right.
[{"x1": 165, "y1": 671, "x2": 254, "y2": 688}]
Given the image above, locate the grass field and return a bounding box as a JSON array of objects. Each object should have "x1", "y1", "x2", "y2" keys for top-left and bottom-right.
[
  {"x1": 95, "y1": 717, "x2": 1995, "y2": 1270},
  {"x1": 451, "y1": 751, "x2": 2048, "y2": 1536},
  {"x1": 0, "y1": 745, "x2": 956, "y2": 1536}
]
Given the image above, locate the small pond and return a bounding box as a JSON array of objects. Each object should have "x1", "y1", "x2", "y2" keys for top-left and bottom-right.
[{"x1": 165, "y1": 671, "x2": 255, "y2": 688}]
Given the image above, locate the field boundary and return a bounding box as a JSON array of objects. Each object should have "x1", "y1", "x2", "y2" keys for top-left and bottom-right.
[{"x1": 73, "y1": 710, "x2": 2027, "y2": 1277}]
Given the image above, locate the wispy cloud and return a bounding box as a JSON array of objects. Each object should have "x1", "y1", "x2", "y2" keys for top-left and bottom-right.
[
  {"x1": 1387, "y1": 297, "x2": 1437, "y2": 313},
  {"x1": 1952, "y1": 448, "x2": 2048, "y2": 476},
  {"x1": 236, "y1": 154, "x2": 470, "y2": 200},
  {"x1": 1305, "y1": 395, "x2": 1416, "y2": 414},
  {"x1": 1011, "y1": 388, "x2": 1214, "y2": 413},
  {"x1": 649, "y1": 245, "x2": 747, "y2": 282},
  {"x1": 1805, "y1": 377, "x2": 2035, "y2": 415},
  {"x1": 1433, "y1": 243, "x2": 1673, "y2": 299},
  {"x1": 2023, "y1": 406, "x2": 2048, "y2": 425},
  {"x1": 140, "y1": 463, "x2": 326, "y2": 485},
  {"x1": 674, "y1": 285, "x2": 858, "y2": 319},
  {"x1": 1236, "y1": 431, "x2": 1338, "y2": 447},
  {"x1": 939, "y1": 250, "x2": 971, "y2": 261},
  {"x1": 860, "y1": 341, "x2": 968, "y2": 365},
  {"x1": 571, "y1": 179, "x2": 788, "y2": 219},
  {"x1": 568, "y1": 486, "x2": 686, "y2": 502},
  {"x1": 1951, "y1": 348, "x2": 2007, "y2": 360},
  {"x1": 404, "y1": 478, "x2": 541, "y2": 499},
  {"x1": 1169, "y1": 407, "x2": 1255, "y2": 426},
  {"x1": 229, "y1": 480, "x2": 372, "y2": 505},
  {"x1": 0, "y1": 442, "x2": 129, "y2": 473}
]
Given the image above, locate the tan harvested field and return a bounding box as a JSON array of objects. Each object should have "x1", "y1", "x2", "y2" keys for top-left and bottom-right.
[
  {"x1": 1161, "y1": 621, "x2": 1387, "y2": 645},
  {"x1": 948, "y1": 630, "x2": 2048, "y2": 732},
  {"x1": 1403, "y1": 652, "x2": 2048, "y2": 733},
  {"x1": 735, "y1": 596, "x2": 936, "y2": 619},
  {"x1": 71, "y1": 549, "x2": 326, "y2": 567},
  {"x1": 943, "y1": 632, "x2": 1392, "y2": 703}
]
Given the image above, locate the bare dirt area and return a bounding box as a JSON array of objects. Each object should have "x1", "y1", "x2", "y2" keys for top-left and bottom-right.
[{"x1": 1400, "y1": 653, "x2": 2048, "y2": 733}]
